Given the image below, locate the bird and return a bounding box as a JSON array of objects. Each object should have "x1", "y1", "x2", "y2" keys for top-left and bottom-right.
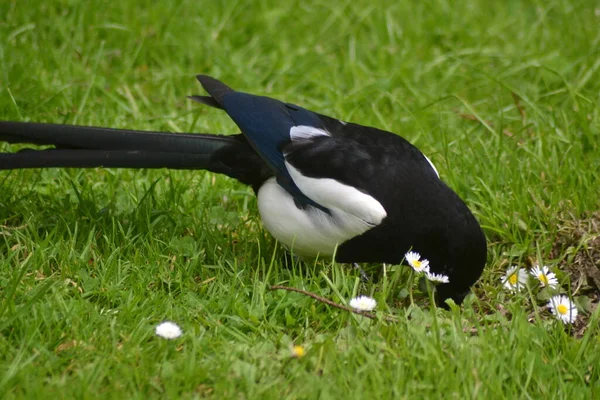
[{"x1": 0, "y1": 75, "x2": 487, "y2": 307}]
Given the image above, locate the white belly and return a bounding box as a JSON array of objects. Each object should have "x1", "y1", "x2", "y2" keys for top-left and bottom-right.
[{"x1": 257, "y1": 177, "x2": 383, "y2": 258}]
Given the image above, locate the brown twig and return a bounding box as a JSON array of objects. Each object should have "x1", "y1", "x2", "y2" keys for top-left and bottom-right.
[
  {"x1": 269, "y1": 285, "x2": 398, "y2": 322},
  {"x1": 269, "y1": 286, "x2": 502, "y2": 334}
]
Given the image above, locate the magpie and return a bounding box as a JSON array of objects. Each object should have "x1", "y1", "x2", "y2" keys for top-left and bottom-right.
[{"x1": 0, "y1": 75, "x2": 487, "y2": 306}]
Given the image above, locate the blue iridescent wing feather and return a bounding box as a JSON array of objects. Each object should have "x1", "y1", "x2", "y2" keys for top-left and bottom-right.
[{"x1": 222, "y1": 92, "x2": 327, "y2": 210}]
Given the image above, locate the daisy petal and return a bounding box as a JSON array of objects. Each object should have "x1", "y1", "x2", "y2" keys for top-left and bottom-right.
[
  {"x1": 155, "y1": 321, "x2": 183, "y2": 339},
  {"x1": 501, "y1": 266, "x2": 528, "y2": 292},
  {"x1": 405, "y1": 251, "x2": 430, "y2": 273},
  {"x1": 548, "y1": 295, "x2": 578, "y2": 324},
  {"x1": 530, "y1": 265, "x2": 559, "y2": 289},
  {"x1": 349, "y1": 295, "x2": 377, "y2": 311},
  {"x1": 425, "y1": 271, "x2": 450, "y2": 283}
]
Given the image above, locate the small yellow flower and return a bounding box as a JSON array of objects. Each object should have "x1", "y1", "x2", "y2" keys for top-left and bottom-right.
[{"x1": 291, "y1": 345, "x2": 306, "y2": 358}]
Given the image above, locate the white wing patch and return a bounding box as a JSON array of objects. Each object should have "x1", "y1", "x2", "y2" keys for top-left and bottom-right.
[
  {"x1": 285, "y1": 162, "x2": 387, "y2": 227},
  {"x1": 257, "y1": 177, "x2": 385, "y2": 258},
  {"x1": 289, "y1": 125, "x2": 330, "y2": 141},
  {"x1": 423, "y1": 154, "x2": 440, "y2": 178}
]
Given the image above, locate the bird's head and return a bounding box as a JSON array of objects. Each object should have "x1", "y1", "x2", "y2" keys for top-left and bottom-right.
[{"x1": 423, "y1": 225, "x2": 488, "y2": 309}]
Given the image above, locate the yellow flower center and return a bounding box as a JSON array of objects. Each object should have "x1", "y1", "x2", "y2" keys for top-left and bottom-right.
[
  {"x1": 291, "y1": 345, "x2": 305, "y2": 358},
  {"x1": 557, "y1": 304, "x2": 568, "y2": 315},
  {"x1": 539, "y1": 274, "x2": 549, "y2": 285},
  {"x1": 508, "y1": 274, "x2": 518, "y2": 285}
]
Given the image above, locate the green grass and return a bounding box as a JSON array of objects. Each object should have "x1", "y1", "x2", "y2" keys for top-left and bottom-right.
[{"x1": 1, "y1": 0, "x2": 600, "y2": 398}]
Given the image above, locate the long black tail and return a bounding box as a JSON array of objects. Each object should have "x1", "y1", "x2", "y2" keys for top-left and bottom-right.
[{"x1": 0, "y1": 121, "x2": 271, "y2": 190}]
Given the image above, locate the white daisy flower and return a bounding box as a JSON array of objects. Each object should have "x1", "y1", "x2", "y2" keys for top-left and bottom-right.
[
  {"x1": 548, "y1": 295, "x2": 578, "y2": 324},
  {"x1": 405, "y1": 251, "x2": 430, "y2": 273},
  {"x1": 501, "y1": 266, "x2": 528, "y2": 292},
  {"x1": 155, "y1": 321, "x2": 183, "y2": 339},
  {"x1": 425, "y1": 271, "x2": 450, "y2": 283},
  {"x1": 349, "y1": 295, "x2": 377, "y2": 311},
  {"x1": 530, "y1": 265, "x2": 559, "y2": 289}
]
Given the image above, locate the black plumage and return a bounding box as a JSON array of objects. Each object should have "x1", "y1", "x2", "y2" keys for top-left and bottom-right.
[{"x1": 0, "y1": 75, "x2": 487, "y2": 306}]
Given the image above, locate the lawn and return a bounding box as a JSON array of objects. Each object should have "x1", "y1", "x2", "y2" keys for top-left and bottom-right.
[{"x1": 1, "y1": 0, "x2": 599, "y2": 398}]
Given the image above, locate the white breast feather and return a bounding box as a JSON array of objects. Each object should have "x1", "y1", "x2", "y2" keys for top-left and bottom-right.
[{"x1": 257, "y1": 174, "x2": 387, "y2": 258}]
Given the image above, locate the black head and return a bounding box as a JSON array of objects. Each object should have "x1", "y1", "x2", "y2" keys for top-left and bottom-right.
[{"x1": 423, "y1": 217, "x2": 488, "y2": 308}]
